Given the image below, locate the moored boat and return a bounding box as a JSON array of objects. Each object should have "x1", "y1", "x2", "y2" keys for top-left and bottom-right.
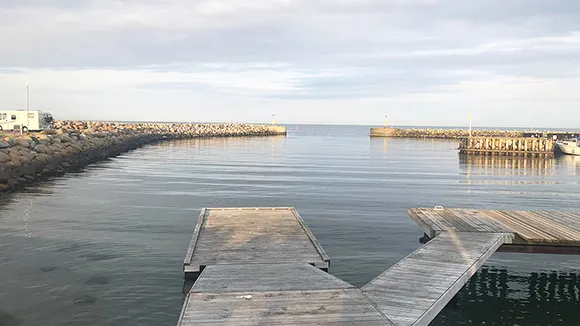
[{"x1": 555, "y1": 138, "x2": 580, "y2": 155}]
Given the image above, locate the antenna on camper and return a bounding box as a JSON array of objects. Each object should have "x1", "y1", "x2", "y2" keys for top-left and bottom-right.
[
  {"x1": 26, "y1": 80, "x2": 30, "y2": 112},
  {"x1": 25, "y1": 80, "x2": 30, "y2": 134}
]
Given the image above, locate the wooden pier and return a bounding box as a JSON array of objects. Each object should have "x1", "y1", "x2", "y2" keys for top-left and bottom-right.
[
  {"x1": 183, "y1": 207, "x2": 329, "y2": 276},
  {"x1": 459, "y1": 137, "x2": 555, "y2": 157},
  {"x1": 362, "y1": 232, "x2": 511, "y2": 326},
  {"x1": 179, "y1": 263, "x2": 391, "y2": 325},
  {"x1": 177, "y1": 207, "x2": 580, "y2": 326},
  {"x1": 409, "y1": 208, "x2": 580, "y2": 254}
]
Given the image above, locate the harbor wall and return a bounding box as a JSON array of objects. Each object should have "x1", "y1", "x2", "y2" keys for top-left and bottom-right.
[
  {"x1": 0, "y1": 121, "x2": 286, "y2": 192},
  {"x1": 370, "y1": 127, "x2": 579, "y2": 139}
]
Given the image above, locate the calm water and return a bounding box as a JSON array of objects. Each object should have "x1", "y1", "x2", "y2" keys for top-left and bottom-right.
[{"x1": 1, "y1": 125, "x2": 579, "y2": 326}]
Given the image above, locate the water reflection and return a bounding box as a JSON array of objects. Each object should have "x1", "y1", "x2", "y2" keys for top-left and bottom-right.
[
  {"x1": 459, "y1": 154, "x2": 554, "y2": 176},
  {"x1": 434, "y1": 268, "x2": 580, "y2": 325},
  {"x1": 555, "y1": 155, "x2": 580, "y2": 176},
  {"x1": 153, "y1": 136, "x2": 286, "y2": 150}
]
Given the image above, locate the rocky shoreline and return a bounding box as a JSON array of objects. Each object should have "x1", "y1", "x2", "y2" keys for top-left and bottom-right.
[{"x1": 0, "y1": 121, "x2": 286, "y2": 192}]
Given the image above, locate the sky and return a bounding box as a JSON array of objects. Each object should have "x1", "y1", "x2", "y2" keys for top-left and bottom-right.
[{"x1": 1, "y1": 0, "x2": 579, "y2": 127}]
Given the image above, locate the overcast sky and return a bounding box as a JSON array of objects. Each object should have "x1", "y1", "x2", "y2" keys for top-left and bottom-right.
[{"x1": 1, "y1": 0, "x2": 579, "y2": 127}]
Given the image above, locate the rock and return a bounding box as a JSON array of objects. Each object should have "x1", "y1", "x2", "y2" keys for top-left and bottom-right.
[
  {"x1": 59, "y1": 135, "x2": 73, "y2": 143},
  {"x1": 14, "y1": 138, "x2": 32, "y2": 148},
  {"x1": 9, "y1": 150, "x2": 20, "y2": 160},
  {"x1": 9, "y1": 158, "x2": 21, "y2": 168},
  {"x1": 0, "y1": 152, "x2": 10, "y2": 164},
  {"x1": 18, "y1": 149, "x2": 35, "y2": 161},
  {"x1": 34, "y1": 154, "x2": 52, "y2": 164},
  {"x1": 32, "y1": 144, "x2": 52, "y2": 154},
  {"x1": 0, "y1": 140, "x2": 9, "y2": 149}
]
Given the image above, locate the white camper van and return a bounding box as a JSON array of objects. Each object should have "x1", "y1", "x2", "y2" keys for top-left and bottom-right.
[{"x1": 0, "y1": 110, "x2": 54, "y2": 132}]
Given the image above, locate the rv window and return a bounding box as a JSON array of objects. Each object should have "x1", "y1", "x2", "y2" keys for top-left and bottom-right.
[{"x1": 11, "y1": 115, "x2": 16, "y2": 120}]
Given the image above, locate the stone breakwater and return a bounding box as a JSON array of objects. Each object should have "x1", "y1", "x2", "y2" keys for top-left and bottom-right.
[
  {"x1": 0, "y1": 121, "x2": 286, "y2": 192},
  {"x1": 369, "y1": 127, "x2": 578, "y2": 139}
]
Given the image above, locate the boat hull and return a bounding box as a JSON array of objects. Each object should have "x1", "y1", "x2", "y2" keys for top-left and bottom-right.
[{"x1": 556, "y1": 142, "x2": 580, "y2": 155}]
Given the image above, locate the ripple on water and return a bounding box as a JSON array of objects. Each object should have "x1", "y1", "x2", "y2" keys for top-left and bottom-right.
[
  {"x1": 74, "y1": 294, "x2": 98, "y2": 306},
  {"x1": 84, "y1": 276, "x2": 110, "y2": 285},
  {"x1": 79, "y1": 253, "x2": 121, "y2": 262},
  {"x1": 39, "y1": 266, "x2": 58, "y2": 272}
]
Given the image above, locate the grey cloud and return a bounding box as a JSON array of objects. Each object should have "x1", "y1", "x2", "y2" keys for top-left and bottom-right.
[{"x1": 1, "y1": 0, "x2": 580, "y2": 102}]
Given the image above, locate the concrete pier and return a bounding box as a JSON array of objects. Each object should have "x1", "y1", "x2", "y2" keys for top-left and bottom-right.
[{"x1": 370, "y1": 127, "x2": 579, "y2": 139}]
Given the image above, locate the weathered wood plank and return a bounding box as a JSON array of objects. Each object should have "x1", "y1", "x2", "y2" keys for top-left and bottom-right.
[
  {"x1": 183, "y1": 208, "x2": 206, "y2": 266},
  {"x1": 191, "y1": 263, "x2": 353, "y2": 293},
  {"x1": 179, "y1": 289, "x2": 393, "y2": 326},
  {"x1": 410, "y1": 208, "x2": 580, "y2": 247},
  {"x1": 362, "y1": 232, "x2": 511, "y2": 326},
  {"x1": 183, "y1": 208, "x2": 329, "y2": 273}
]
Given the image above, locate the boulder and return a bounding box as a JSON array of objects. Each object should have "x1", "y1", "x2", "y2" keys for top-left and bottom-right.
[
  {"x1": 0, "y1": 152, "x2": 11, "y2": 164},
  {"x1": 9, "y1": 158, "x2": 22, "y2": 168},
  {"x1": 34, "y1": 154, "x2": 52, "y2": 164},
  {"x1": 19, "y1": 148, "x2": 36, "y2": 161},
  {"x1": 33, "y1": 144, "x2": 52, "y2": 154},
  {"x1": 14, "y1": 137, "x2": 32, "y2": 148},
  {"x1": 0, "y1": 140, "x2": 9, "y2": 149}
]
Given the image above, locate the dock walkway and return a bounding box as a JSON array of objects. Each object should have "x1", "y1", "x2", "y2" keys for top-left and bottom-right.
[
  {"x1": 177, "y1": 207, "x2": 580, "y2": 326},
  {"x1": 362, "y1": 232, "x2": 511, "y2": 326},
  {"x1": 183, "y1": 207, "x2": 329, "y2": 275},
  {"x1": 179, "y1": 263, "x2": 393, "y2": 325},
  {"x1": 409, "y1": 208, "x2": 580, "y2": 253}
]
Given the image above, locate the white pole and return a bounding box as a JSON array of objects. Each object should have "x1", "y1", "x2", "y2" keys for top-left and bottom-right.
[
  {"x1": 25, "y1": 80, "x2": 29, "y2": 134},
  {"x1": 468, "y1": 113, "x2": 472, "y2": 137}
]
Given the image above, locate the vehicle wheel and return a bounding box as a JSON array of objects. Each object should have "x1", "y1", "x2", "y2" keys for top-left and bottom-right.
[
  {"x1": 22, "y1": 127, "x2": 28, "y2": 133},
  {"x1": 0, "y1": 125, "x2": 3, "y2": 131}
]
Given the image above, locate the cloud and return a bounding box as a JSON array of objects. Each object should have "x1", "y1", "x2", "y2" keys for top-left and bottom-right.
[{"x1": 0, "y1": 0, "x2": 579, "y2": 126}]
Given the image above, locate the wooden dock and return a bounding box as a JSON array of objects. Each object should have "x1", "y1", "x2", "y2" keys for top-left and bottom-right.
[
  {"x1": 183, "y1": 207, "x2": 329, "y2": 275},
  {"x1": 179, "y1": 263, "x2": 393, "y2": 325},
  {"x1": 177, "y1": 207, "x2": 580, "y2": 326},
  {"x1": 459, "y1": 137, "x2": 555, "y2": 157},
  {"x1": 409, "y1": 208, "x2": 580, "y2": 253},
  {"x1": 362, "y1": 232, "x2": 512, "y2": 326}
]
